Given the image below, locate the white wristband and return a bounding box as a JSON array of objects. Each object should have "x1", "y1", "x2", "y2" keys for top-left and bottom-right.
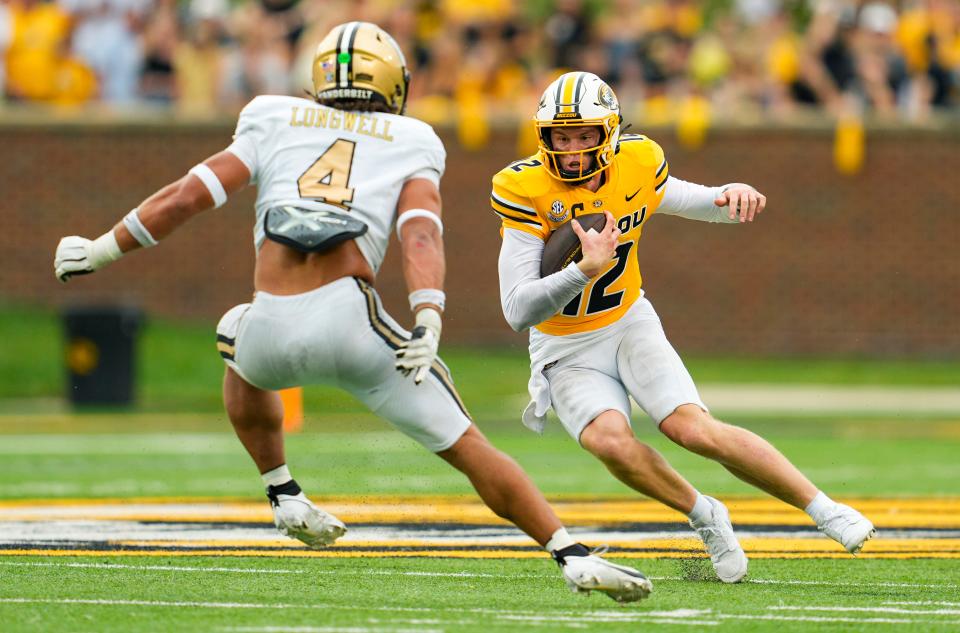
[
  {"x1": 189, "y1": 164, "x2": 228, "y2": 208},
  {"x1": 396, "y1": 208, "x2": 443, "y2": 239},
  {"x1": 122, "y1": 208, "x2": 158, "y2": 247},
  {"x1": 89, "y1": 231, "x2": 123, "y2": 269},
  {"x1": 409, "y1": 288, "x2": 446, "y2": 312}
]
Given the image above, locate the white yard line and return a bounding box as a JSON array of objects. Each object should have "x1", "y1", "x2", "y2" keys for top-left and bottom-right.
[
  {"x1": 0, "y1": 561, "x2": 305, "y2": 574},
  {"x1": 367, "y1": 617, "x2": 595, "y2": 630},
  {"x1": 0, "y1": 561, "x2": 543, "y2": 578},
  {"x1": 0, "y1": 598, "x2": 569, "y2": 618},
  {"x1": 3, "y1": 562, "x2": 959, "y2": 592},
  {"x1": 0, "y1": 598, "x2": 309, "y2": 609},
  {"x1": 884, "y1": 601, "x2": 960, "y2": 607},
  {"x1": 716, "y1": 614, "x2": 956, "y2": 625},
  {"x1": 770, "y1": 605, "x2": 960, "y2": 616},
  {"x1": 3, "y1": 598, "x2": 960, "y2": 627},
  {"x1": 733, "y1": 577, "x2": 960, "y2": 590},
  {"x1": 223, "y1": 628, "x2": 439, "y2": 633},
  {"x1": 495, "y1": 612, "x2": 718, "y2": 626},
  {"x1": 4, "y1": 598, "x2": 959, "y2": 628}
]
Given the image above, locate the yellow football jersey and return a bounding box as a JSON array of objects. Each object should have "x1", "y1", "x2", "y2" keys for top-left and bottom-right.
[{"x1": 492, "y1": 134, "x2": 669, "y2": 336}]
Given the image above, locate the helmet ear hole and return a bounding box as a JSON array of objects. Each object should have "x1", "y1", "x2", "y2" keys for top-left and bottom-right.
[{"x1": 539, "y1": 127, "x2": 554, "y2": 150}]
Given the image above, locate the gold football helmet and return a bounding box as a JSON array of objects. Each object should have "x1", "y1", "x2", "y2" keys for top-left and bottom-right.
[
  {"x1": 312, "y1": 21, "x2": 410, "y2": 115},
  {"x1": 534, "y1": 71, "x2": 622, "y2": 182}
]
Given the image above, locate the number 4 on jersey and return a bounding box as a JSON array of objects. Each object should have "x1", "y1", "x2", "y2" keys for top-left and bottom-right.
[{"x1": 297, "y1": 138, "x2": 356, "y2": 209}]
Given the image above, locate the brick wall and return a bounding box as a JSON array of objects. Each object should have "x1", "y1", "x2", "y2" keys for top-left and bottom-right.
[{"x1": 3, "y1": 121, "x2": 957, "y2": 357}]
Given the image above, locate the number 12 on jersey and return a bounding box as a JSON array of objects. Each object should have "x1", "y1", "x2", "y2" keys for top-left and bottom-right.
[
  {"x1": 561, "y1": 241, "x2": 634, "y2": 316},
  {"x1": 297, "y1": 138, "x2": 356, "y2": 209}
]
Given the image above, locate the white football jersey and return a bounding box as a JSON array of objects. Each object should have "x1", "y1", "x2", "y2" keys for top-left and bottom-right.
[{"x1": 226, "y1": 95, "x2": 446, "y2": 272}]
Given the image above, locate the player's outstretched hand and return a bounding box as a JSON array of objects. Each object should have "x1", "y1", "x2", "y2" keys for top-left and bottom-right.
[
  {"x1": 395, "y1": 307, "x2": 442, "y2": 384},
  {"x1": 571, "y1": 210, "x2": 621, "y2": 278},
  {"x1": 54, "y1": 233, "x2": 123, "y2": 283},
  {"x1": 54, "y1": 236, "x2": 98, "y2": 283},
  {"x1": 715, "y1": 184, "x2": 766, "y2": 223}
]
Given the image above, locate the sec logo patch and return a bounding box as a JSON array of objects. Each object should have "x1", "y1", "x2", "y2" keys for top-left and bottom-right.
[{"x1": 548, "y1": 200, "x2": 568, "y2": 222}]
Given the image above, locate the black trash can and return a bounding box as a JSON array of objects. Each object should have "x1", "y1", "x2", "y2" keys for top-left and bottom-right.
[{"x1": 63, "y1": 305, "x2": 143, "y2": 406}]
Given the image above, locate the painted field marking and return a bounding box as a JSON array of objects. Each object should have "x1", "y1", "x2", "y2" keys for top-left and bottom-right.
[
  {"x1": 715, "y1": 614, "x2": 958, "y2": 625},
  {"x1": 740, "y1": 577, "x2": 960, "y2": 590},
  {"x1": 0, "y1": 561, "x2": 305, "y2": 574},
  {"x1": 5, "y1": 547, "x2": 959, "y2": 560},
  {"x1": 3, "y1": 598, "x2": 958, "y2": 628},
  {"x1": 2, "y1": 497, "x2": 957, "y2": 559},
  {"x1": 770, "y1": 605, "x2": 960, "y2": 616},
  {"x1": 0, "y1": 561, "x2": 544, "y2": 579},
  {"x1": 5, "y1": 561, "x2": 960, "y2": 593},
  {"x1": 884, "y1": 601, "x2": 960, "y2": 607},
  {"x1": 2, "y1": 496, "x2": 959, "y2": 528},
  {"x1": 495, "y1": 613, "x2": 719, "y2": 626},
  {"x1": 225, "y1": 627, "x2": 439, "y2": 633}
]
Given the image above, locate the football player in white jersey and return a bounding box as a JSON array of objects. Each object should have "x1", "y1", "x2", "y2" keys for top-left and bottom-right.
[{"x1": 52, "y1": 22, "x2": 652, "y2": 603}]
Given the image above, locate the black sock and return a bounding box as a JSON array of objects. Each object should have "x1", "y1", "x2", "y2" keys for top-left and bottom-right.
[
  {"x1": 551, "y1": 543, "x2": 590, "y2": 566},
  {"x1": 266, "y1": 479, "x2": 302, "y2": 507}
]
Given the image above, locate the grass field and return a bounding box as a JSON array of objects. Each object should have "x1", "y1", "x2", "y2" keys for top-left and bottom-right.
[
  {"x1": 5, "y1": 302, "x2": 960, "y2": 414},
  {"x1": 4, "y1": 557, "x2": 960, "y2": 632},
  {"x1": 2, "y1": 306, "x2": 959, "y2": 631},
  {"x1": 2, "y1": 412, "x2": 958, "y2": 632}
]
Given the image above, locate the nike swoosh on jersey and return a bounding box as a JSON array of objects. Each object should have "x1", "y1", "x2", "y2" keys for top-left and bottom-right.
[{"x1": 625, "y1": 187, "x2": 643, "y2": 201}]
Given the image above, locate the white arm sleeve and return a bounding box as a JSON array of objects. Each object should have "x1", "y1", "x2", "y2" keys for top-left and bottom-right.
[
  {"x1": 405, "y1": 166, "x2": 441, "y2": 187},
  {"x1": 657, "y1": 176, "x2": 738, "y2": 223},
  {"x1": 225, "y1": 97, "x2": 267, "y2": 184},
  {"x1": 226, "y1": 129, "x2": 258, "y2": 181},
  {"x1": 499, "y1": 229, "x2": 591, "y2": 332},
  {"x1": 404, "y1": 125, "x2": 445, "y2": 186}
]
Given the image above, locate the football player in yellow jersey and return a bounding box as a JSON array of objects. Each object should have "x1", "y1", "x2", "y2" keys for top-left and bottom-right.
[{"x1": 493, "y1": 71, "x2": 876, "y2": 583}]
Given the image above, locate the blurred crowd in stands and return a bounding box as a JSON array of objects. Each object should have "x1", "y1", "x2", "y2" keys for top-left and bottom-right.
[{"x1": 0, "y1": 0, "x2": 957, "y2": 124}]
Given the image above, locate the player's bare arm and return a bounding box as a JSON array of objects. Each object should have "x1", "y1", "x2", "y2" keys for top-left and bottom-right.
[
  {"x1": 54, "y1": 152, "x2": 250, "y2": 282},
  {"x1": 121, "y1": 152, "x2": 251, "y2": 247},
  {"x1": 395, "y1": 177, "x2": 446, "y2": 384},
  {"x1": 397, "y1": 177, "x2": 444, "y2": 301}
]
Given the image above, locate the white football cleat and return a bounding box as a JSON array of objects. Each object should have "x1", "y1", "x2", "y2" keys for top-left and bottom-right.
[
  {"x1": 267, "y1": 482, "x2": 346, "y2": 549},
  {"x1": 817, "y1": 503, "x2": 876, "y2": 555},
  {"x1": 553, "y1": 544, "x2": 652, "y2": 603},
  {"x1": 689, "y1": 496, "x2": 748, "y2": 583}
]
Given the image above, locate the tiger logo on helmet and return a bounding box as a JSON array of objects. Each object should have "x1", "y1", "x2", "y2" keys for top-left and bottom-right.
[
  {"x1": 534, "y1": 72, "x2": 622, "y2": 182},
  {"x1": 312, "y1": 21, "x2": 410, "y2": 115}
]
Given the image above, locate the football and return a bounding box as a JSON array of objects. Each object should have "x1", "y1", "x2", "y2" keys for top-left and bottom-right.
[{"x1": 539, "y1": 213, "x2": 608, "y2": 277}]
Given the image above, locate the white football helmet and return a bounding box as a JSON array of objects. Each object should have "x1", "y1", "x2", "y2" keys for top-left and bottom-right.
[{"x1": 534, "y1": 71, "x2": 622, "y2": 182}]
